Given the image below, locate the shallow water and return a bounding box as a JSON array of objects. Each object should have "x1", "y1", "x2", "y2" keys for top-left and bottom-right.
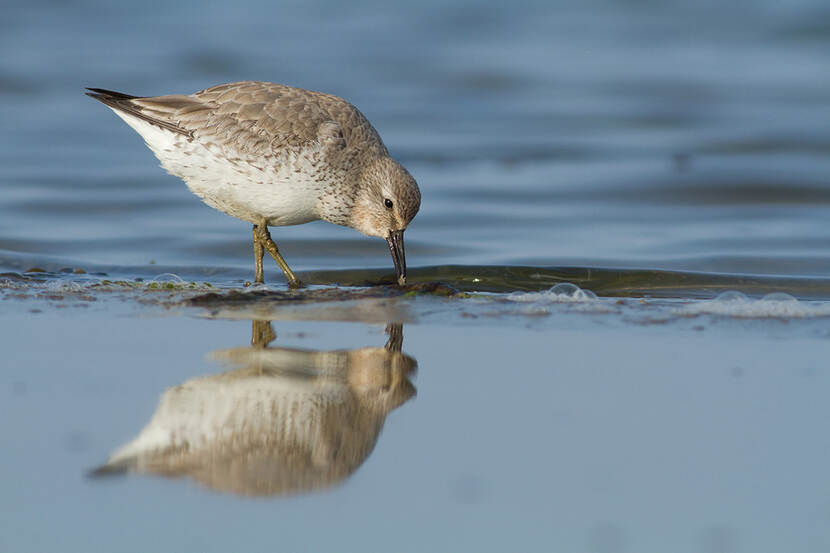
[
  {"x1": 3, "y1": 294, "x2": 830, "y2": 552},
  {"x1": 3, "y1": 0, "x2": 830, "y2": 285},
  {"x1": 2, "y1": 0, "x2": 830, "y2": 551}
]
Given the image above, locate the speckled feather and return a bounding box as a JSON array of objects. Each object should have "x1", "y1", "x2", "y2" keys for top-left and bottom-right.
[
  {"x1": 129, "y1": 81, "x2": 389, "y2": 161},
  {"x1": 86, "y1": 81, "x2": 420, "y2": 234}
]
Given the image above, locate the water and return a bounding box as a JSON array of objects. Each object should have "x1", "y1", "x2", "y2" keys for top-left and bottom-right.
[
  {"x1": 3, "y1": 301, "x2": 830, "y2": 552},
  {"x1": 3, "y1": 0, "x2": 830, "y2": 285},
  {"x1": 2, "y1": 0, "x2": 830, "y2": 551}
]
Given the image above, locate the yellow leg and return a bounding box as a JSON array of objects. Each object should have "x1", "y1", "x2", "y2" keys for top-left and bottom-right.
[
  {"x1": 252, "y1": 225, "x2": 264, "y2": 284},
  {"x1": 253, "y1": 221, "x2": 303, "y2": 288}
]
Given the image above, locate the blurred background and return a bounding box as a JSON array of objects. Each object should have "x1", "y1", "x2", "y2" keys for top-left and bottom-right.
[{"x1": 2, "y1": 0, "x2": 830, "y2": 281}]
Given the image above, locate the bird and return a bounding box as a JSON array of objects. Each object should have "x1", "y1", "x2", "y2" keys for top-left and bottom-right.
[{"x1": 86, "y1": 81, "x2": 421, "y2": 287}]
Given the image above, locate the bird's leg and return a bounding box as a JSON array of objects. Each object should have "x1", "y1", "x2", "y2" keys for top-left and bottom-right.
[
  {"x1": 252, "y1": 224, "x2": 265, "y2": 284},
  {"x1": 254, "y1": 220, "x2": 303, "y2": 289},
  {"x1": 251, "y1": 320, "x2": 276, "y2": 349}
]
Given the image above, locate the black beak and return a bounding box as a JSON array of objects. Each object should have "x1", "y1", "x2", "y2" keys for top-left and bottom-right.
[{"x1": 386, "y1": 230, "x2": 406, "y2": 286}]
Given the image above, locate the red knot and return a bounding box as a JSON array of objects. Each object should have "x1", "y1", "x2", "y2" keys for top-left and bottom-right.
[{"x1": 87, "y1": 81, "x2": 421, "y2": 287}]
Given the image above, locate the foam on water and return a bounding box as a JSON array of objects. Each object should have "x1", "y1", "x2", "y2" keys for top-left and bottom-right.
[
  {"x1": 498, "y1": 283, "x2": 611, "y2": 315},
  {"x1": 45, "y1": 280, "x2": 86, "y2": 293},
  {"x1": 506, "y1": 282, "x2": 599, "y2": 304},
  {"x1": 676, "y1": 291, "x2": 830, "y2": 319}
]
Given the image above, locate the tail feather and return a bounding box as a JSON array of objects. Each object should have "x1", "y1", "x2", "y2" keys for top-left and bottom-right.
[
  {"x1": 87, "y1": 458, "x2": 133, "y2": 478},
  {"x1": 85, "y1": 87, "x2": 139, "y2": 101},
  {"x1": 86, "y1": 87, "x2": 193, "y2": 138}
]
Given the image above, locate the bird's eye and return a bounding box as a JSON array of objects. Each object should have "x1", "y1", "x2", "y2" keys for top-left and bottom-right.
[{"x1": 384, "y1": 198, "x2": 394, "y2": 210}]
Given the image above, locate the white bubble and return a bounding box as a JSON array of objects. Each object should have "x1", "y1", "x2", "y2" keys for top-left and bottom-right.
[
  {"x1": 147, "y1": 273, "x2": 187, "y2": 284},
  {"x1": 506, "y1": 282, "x2": 598, "y2": 304},
  {"x1": 761, "y1": 292, "x2": 798, "y2": 302},
  {"x1": 551, "y1": 282, "x2": 598, "y2": 301},
  {"x1": 712, "y1": 290, "x2": 750, "y2": 303},
  {"x1": 677, "y1": 290, "x2": 830, "y2": 319}
]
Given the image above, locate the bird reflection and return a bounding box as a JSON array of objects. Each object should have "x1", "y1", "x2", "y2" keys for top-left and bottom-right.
[{"x1": 92, "y1": 321, "x2": 416, "y2": 496}]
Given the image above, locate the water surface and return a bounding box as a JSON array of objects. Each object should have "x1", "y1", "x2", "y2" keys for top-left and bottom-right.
[
  {"x1": 2, "y1": 0, "x2": 830, "y2": 551},
  {"x1": 3, "y1": 297, "x2": 830, "y2": 552},
  {"x1": 2, "y1": 0, "x2": 830, "y2": 285}
]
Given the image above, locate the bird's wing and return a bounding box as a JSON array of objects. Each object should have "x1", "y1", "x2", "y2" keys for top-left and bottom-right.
[
  {"x1": 190, "y1": 81, "x2": 342, "y2": 151},
  {"x1": 89, "y1": 81, "x2": 387, "y2": 160},
  {"x1": 188, "y1": 81, "x2": 387, "y2": 157}
]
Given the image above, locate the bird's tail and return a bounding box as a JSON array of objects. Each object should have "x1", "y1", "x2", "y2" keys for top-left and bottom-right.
[
  {"x1": 87, "y1": 457, "x2": 134, "y2": 478},
  {"x1": 85, "y1": 87, "x2": 193, "y2": 137}
]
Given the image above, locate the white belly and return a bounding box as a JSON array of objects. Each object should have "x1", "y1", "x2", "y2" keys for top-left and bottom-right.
[{"x1": 112, "y1": 110, "x2": 322, "y2": 226}]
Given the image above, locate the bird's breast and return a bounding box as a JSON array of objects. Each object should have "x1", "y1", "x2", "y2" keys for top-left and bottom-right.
[{"x1": 159, "y1": 135, "x2": 331, "y2": 225}]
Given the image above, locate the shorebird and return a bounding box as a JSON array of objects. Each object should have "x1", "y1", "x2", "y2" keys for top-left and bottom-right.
[{"x1": 86, "y1": 81, "x2": 421, "y2": 287}]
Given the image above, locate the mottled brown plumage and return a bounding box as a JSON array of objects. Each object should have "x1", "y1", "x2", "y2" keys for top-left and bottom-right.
[{"x1": 87, "y1": 81, "x2": 421, "y2": 286}]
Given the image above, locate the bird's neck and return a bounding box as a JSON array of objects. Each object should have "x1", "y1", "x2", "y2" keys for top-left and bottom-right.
[{"x1": 316, "y1": 177, "x2": 359, "y2": 228}]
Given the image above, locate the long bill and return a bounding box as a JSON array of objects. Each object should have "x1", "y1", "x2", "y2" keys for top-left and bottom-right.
[{"x1": 386, "y1": 230, "x2": 407, "y2": 286}]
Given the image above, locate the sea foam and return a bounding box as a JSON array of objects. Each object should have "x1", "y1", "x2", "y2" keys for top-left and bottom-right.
[
  {"x1": 505, "y1": 282, "x2": 599, "y2": 304},
  {"x1": 676, "y1": 291, "x2": 830, "y2": 319}
]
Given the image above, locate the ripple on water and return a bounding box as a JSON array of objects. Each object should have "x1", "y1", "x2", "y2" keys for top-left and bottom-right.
[{"x1": 675, "y1": 290, "x2": 830, "y2": 319}]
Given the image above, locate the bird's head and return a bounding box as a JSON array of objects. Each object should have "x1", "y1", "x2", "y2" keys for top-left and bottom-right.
[{"x1": 350, "y1": 157, "x2": 421, "y2": 285}]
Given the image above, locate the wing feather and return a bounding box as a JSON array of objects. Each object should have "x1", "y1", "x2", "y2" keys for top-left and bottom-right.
[{"x1": 87, "y1": 81, "x2": 388, "y2": 159}]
